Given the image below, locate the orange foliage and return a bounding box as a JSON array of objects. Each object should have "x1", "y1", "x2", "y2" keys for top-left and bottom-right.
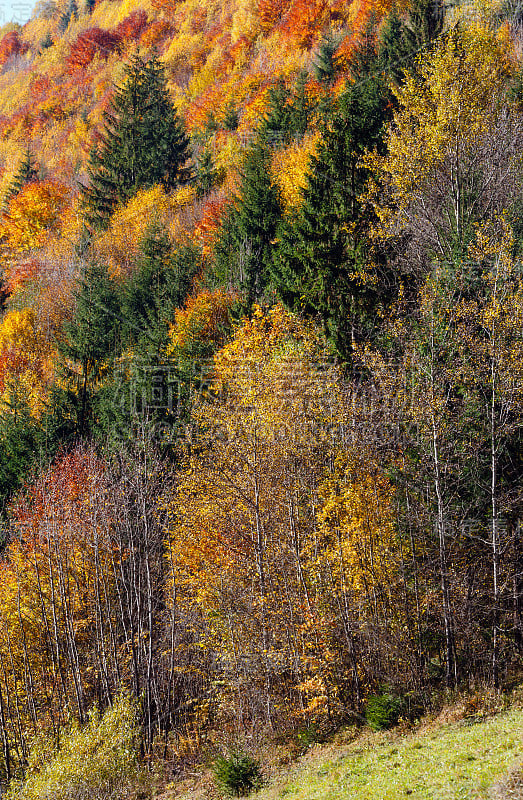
[
  {"x1": 3, "y1": 257, "x2": 42, "y2": 297},
  {"x1": 283, "y1": 0, "x2": 328, "y2": 47},
  {"x1": 167, "y1": 289, "x2": 237, "y2": 353},
  {"x1": 0, "y1": 30, "x2": 28, "y2": 67},
  {"x1": 139, "y1": 18, "x2": 173, "y2": 49},
  {"x1": 67, "y1": 27, "x2": 122, "y2": 71},
  {"x1": 193, "y1": 196, "x2": 227, "y2": 258},
  {"x1": 1, "y1": 180, "x2": 68, "y2": 253},
  {"x1": 257, "y1": 0, "x2": 291, "y2": 31},
  {"x1": 115, "y1": 10, "x2": 148, "y2": 41}
]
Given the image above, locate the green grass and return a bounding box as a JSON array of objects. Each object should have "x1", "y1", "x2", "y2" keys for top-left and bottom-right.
[{"x1": 254, "y1": 707, "x2": 523, "y2": 800}]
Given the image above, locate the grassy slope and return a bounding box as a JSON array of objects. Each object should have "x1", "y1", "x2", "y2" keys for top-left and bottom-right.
[
  {"x1": 172, "y1": 707, "x2": 523, "y2": 800},
  {"x1": 250, "y1": 709, "x2": 523, "y2": 800}
]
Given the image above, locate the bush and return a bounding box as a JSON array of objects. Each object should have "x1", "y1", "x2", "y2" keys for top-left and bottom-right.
[
  {"x1": 365, "y1": 689, "x2": 403, "y2": 731},
  {"x1": 213, "y1": 751, "x2": 262, "y2": 797},
  {"x1": 7, "y1": 694, "x2": 145, "y2": 800}
]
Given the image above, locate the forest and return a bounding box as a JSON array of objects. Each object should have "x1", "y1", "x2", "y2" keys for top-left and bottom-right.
[{"x1": 0, "y1": 0, "x2": 521, "y2": 794}]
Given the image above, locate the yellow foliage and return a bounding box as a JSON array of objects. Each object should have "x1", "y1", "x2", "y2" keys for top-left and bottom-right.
[
  {"x1": 271, "y1": 132, "x2": 319, "y2": 212},
  {"x1": 317, "y1": 457, "x2": 399, "y2": 596},
  {"x1": 231, "y1": 0, "x2": 261, "y2": 43},
  {"x1": 93, "y1": 184, "x2": 174, "y2": 278},
  {"x1": 0, "y1": 307, "x2": 56, "y2": 416},
  {"x1": 367, "y1": 22, "x2": 515, "y2": 234}
]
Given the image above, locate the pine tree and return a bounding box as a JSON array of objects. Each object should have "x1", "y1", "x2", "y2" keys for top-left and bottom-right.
[
  {"x1": 82, "y1": 54, "x2": 191, "y2": 230},
  {"x1": 213, "y1": 141, "x2": 281, "y2": 309}
]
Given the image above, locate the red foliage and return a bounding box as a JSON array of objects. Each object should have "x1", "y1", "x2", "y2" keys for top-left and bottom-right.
[
  {"x1": 115, "y1": 10, "x2": 148, "y2": 41},
  {"x1": 3, "y1": 259, "x2": 43, "y2": 297},
  {"x1": 66, "y1": 27, "x2": 122, "y2": 71},
  {"x1": 0, "y1": 31, "x2": 28, "y2": 68}
]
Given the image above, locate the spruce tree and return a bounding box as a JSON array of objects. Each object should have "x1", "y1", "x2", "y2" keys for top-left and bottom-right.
[
  {"x1": 312, "y1": 32, "x2": 340, "y2": 84},
  {"x1": 273, "y1": 64, "x2": 393, "y2": 360},
  {"x1": 4, "y1": 148, "x2": 38, "y2": 207},
  {"x1": 59, "y1": 261, "x2": 121, "y2": 437},
  {"x1": 82, "y1": 54, "x2": 191, "y2": 230},
  {"x1": 213, "y1": 141, "x2": 281, "y2": 309},
  {"x1": 195, "y1": 147, "x2": 218, "y2": 198}
]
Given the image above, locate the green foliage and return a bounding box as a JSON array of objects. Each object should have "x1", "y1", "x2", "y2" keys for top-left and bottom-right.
[
  {"x1": 273, "y1": 59, "x2": 394, "y2": 360},
  {"x1": 213, "y1": 752, "x2": 262, "y2": 797},
  {"x1": 82, "y1": 54, "x2": 191, "y2": 230},
  {"x1": 195, "y1": 147, "x2": 219, "y2": 198},
  {"x1": 312, "y1": 32, "x2": 341, "y2": 83},
  {"x1": 39, "y1": 32, "x2": 53, "y2": 50},
  {"x1": 7, "y1": 694, "x2": 143, "y2": 800},
  {"x1": 260, "y1": 71, "x2": 314, "y2": 144},
  {"x1": 213, "y1": 141, "x2": 281, "y2": 308},
  {"x1": 58, "y1": 260, "x2": 120, "y2": 437},
  {"x1": 4, "y1": 148, "x2": 39, "y2": 207},
  {"x1": 58, "y1": 0, "x2": 78, "y2": 32},
  {"x1": 93, "y1": 231, "x2": 198, "y2": 446},
  {"x1": 223, "y1": 102, "x2": 239, "y2": 131},
  {"x1": 0, "y1": 394, "x2": 44, "y2": 518},
  {"x1": 365, "y1": 689, "x2": 403, "y2": 730}
]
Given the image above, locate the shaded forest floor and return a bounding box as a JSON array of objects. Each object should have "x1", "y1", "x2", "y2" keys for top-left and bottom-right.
[{"x1": 165, "y1": 695, "x2": 523, "y2": 800}]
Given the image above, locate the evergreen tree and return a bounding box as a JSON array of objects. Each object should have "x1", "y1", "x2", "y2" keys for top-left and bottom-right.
[
  {"x1": 195, "y1": 147, "x2": 219, "y2": 198},
  {"x1": 82, "y1": 54, "x2": 191, "y2": 230},
  {"x1": 273, "y1": 66, "x2": 394, "y2": 360},
  {"x1": 312, "y1": 32, "x2": 340, "y2": 84},
  {"x1": 213, "y1": 141, "x2": 281, "y2": 309},
  {"x1": 58, "y1": 261, "x2": 121, "y2": 437},
  {"x1": 402, "y1": 0, "x2": 444, "y2": 63},
  {"x1": 58, "y1": 0, "x2": 78, "y2": 32},
  {"x1": 4, "y1": 148, "x2": 38, "y2": 207},
  {"x1": 39, "y1": 32, "x2": 53, "y2": 50},
  {"x1": 379, "y1": 7, "x2": 407, "y2": 84},
  {"x1": 95, "y1": 232, "x2": 199, "y2": 446}
]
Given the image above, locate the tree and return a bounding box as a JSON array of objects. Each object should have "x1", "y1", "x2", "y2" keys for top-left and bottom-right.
[
  {"x1": 82, "y1": 54, "x2": 191, "y2": 230},
  {"x1": 368, "y1": 23, "x2": 519, "y2": 272},
  {"x1": 274, "y1": 61, "x2": 393, "y2": 360},
  {"x1": 4, "y1": 149, "x2": 38, "y2": 208},
  {"x1": 213, "y1": 141, "x2": 282, "y2": 309}
]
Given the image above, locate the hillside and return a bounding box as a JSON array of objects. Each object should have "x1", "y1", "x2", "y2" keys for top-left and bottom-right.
[
  {"x1": 172, "y1": 702, "x2": 523, "y2": 800},
  {"x1": 0, "y1": 0, "x2": 522, "y2": 795}
]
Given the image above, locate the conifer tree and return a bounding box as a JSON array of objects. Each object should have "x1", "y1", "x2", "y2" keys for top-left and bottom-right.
[
  {"x1": 195, "y1": 148, "x2": 218, "y2": 198},
  {"x1": 4, "y1": 148, "x2": 38, "y2": 207},
  {"x1": 213, "y1": 141, "x2": 281, "y2": 309},
  {"x1": 82, "y1": 54, "x2": 191, "y2": 230},
  {"x1": 59, "y1": 262, "x2": 120, "y2": 437},
  {"x1": 312, "y1": 32, "x2": 340, "y2": 84},
  {"x1": 273, "y1": 61, "x2": 393, "y2": 360}
]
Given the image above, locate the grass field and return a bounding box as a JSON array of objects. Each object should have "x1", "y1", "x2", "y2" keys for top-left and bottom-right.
[{"x1": 251, "y1": 707, "x2": 523, "y2": 800}]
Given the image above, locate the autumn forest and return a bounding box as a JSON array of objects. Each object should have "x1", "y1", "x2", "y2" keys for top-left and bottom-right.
[{"x1": 0, "y1": 0, "x2": 520, "y2": 793}]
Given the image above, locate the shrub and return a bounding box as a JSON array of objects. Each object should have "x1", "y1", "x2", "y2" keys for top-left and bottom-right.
[
  {"x1": 365, "y1": 689, "x2": 403, "y2": 731},
  {"x1": 213, "y1": 751, "x2": 262, "y2": 797},
  {"x1": 7, "y1": 694, "x2": 144, "y2": 800}
]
